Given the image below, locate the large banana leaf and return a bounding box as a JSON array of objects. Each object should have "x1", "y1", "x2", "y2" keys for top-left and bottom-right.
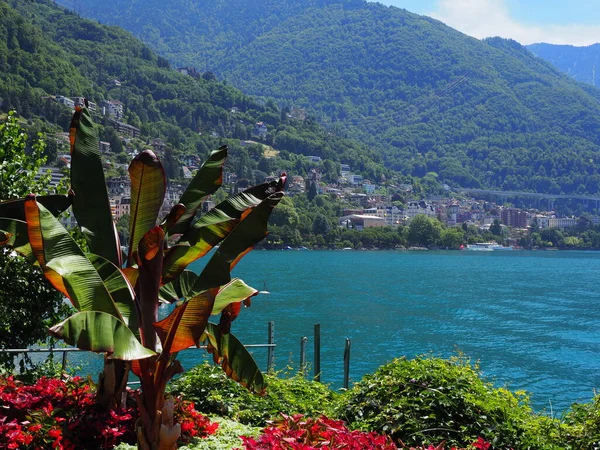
[
  {"x1": 166, "y1": 145, "x2": 227, "y2": 235},
  {"x1": 49, "y1": 311, "x2": 155, "y2": 361},
  {"x1": 87, "y1": 254, "x2": 138, "y2": 331},
  {"x1": 162, "y1": 178, "x2": 285, "y2": 283},
  {"x1": 24, "y1": 197, "x2": 125, "y2": 318},
  {"x1": 154, "y1": 278, "x2": 258, "y2": 355},
  {"x1": 203, "y1": 322, "x2": 266, "y2": 395},
  {"x1": 153, "y1": 288, "x2": 218, "y2": 354},
  {"x1": 213, "y1": 279, "x2": 258, "y2": 315},
  {"x1": 69, "y1": 106, "x2": 121, "y2": 266},
  {"x1": 0, "y1": 195, "x2": 71, "y2": 221},
  {"x1": 158, "y1": 270, "x2": 199, "y2": 304},
  {"x1": 192, "y1": 192, "x2": 284, "y2": 292},
  {"x1": 136, "y1": 226, "x2": 165, "y2": 352},
  {"x1": 159, "y1": 272, "x2": 257, "y2": 310},
  {"x1": 160, "y1": 203, "x2": 186, "y2": 233},
  {"x1": 128, "y1": 151, "x2": 166, "y2": 266}
]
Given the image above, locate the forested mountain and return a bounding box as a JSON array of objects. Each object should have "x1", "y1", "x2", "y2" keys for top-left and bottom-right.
[
  {"x1": 527, "y1": 43, "x2": 600, "y2": 87},
  {"x1": 0, "y1": 0, "x2": 387, "y2": 184},
  {"x1": 54, "y1": 0, "x2": 600, "y2": 195}
]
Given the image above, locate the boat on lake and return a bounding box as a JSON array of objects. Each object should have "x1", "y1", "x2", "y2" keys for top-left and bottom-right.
[{"x1": 466, "y1": 242, "x2": 513, "y2": 251}]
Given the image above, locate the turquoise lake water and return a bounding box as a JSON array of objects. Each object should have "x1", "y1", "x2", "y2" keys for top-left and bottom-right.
[
  {"x1": 179, "y1": 250, "x2": 600, "y2": 413},
  {"x1": 65, "y1": 250, "x2": 600, "y2": 413}
]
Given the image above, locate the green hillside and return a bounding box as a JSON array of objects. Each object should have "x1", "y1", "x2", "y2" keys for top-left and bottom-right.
[
  {"x1": 0, "y1": 0, "x2": 387, "y2": 184},
  {"x1": 56, "y1": 0, "x2": 600, "y2": 195}
]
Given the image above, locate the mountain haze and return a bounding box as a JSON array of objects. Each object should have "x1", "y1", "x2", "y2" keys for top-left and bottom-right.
[
  {"x1": 50, "y1": 0, "x2": 600, "y2": 194},
  {"x1": 527, "y1": 43, "x2": 600, "y2": 87}
]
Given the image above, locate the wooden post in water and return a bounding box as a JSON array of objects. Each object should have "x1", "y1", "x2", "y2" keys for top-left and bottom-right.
[
  {"x1": 267, "y1": 321, "x2": 275, "y2": 372},
  {"x1": 343, "y1": 338, "x2": 351, "y2": 389},
  {"x1": 314, "y1": 324, "x2": 321, "y2": 382},
  {"x1": 300, "y1": 336, "x2": 308, "y2": 376}
]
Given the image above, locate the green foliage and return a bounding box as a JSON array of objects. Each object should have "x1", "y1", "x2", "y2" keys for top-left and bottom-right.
[
  {"x1": 115, "y1": 417, "x2": 260, "y2": 450},
  {"x1": 0, "y1": 111, "x2": 51, "y2": 200},
  {"x1": 563, "y1": 396, "x2": 600, "y2": 448},
  {"x1": 0, "y1": 249, "x2": 69, "y2": 371},
  {"x1": 169, "y1": 363, "x2": 338, "y2": 426},
  {"x1": 440, "y1": 227, "x2": 465, "y2": 249},
  {"x1": 334, "y1": 355, "x2": 564, "y2": 449},
  {"x1": 407, "y1": 215, "x2": 443, "y2": 247},
  {"x1": 180, "y1": 417, "x2": 260, "y2": 450},
  {"x1": 0, "y1": 110, "x2": 68, "y2": 372}
]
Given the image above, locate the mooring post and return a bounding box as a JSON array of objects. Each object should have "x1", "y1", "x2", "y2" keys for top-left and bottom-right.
[
  {"x1": 300, "y1": 336, "x2": 308, "y2": 376},
  {"x1": 314, "y1": 323, "x2": 321, "y2": 382},
  {"x1": 61, "y1": 351, "x2": 68, "y2": 374},
  {"x1": 343, "y1": 338, "x2": 351, "y2": 389},
  {"x1": 267, "y1": 321, "x2": 275, "y2": 372}
]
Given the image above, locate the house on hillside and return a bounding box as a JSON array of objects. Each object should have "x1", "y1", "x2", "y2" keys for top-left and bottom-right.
[
  {"x1": 289, "y1": 107, "x2": 306, "y2": 121},
  {"x1": 151, "y1": 138, "x2": 166, "y2": 156},
  {"x1": 55, "y1": 95, "x2": 75, "y2": 109},
  {"x1": 112, "y1": 197, "x2": 131, "y2": 221},
  {"x1": 253, "y1": 122, "x2": 268, "y2": 139},
  {"x1": 71, "y1": 97, "x2": 97, "y2": 112},
  {"x1": 176, "y1": 66, "x2": 201, "y2": 78},
  {"x1": 106, "y1": 177, "x2": 131, "y2": 196},
  {"x1": 99, "y1": 141, "x2": 111, "y2": 154},
  {"x1": 108, "y1": 118, "x2": 140, "y2": 138},
  {"x1": 404, "y1": 201, "x2": 436, "y2": 221},
  {"x1": 100, "y1": 100, "x2": 124, "y2": 120},
  {"x1": 344, "y1": 173, "x2": 363, "y2": 185}
]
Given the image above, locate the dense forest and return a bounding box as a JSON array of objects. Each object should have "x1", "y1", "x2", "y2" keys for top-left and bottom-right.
[
  {"x1": 56, "y1": 0, "x2": 600, "y2": 195},
  {"x1": 527, "y1": 43, "x2": 600, "y2": 86},
  {"x1": 0, "y1": 0, "x2": 390, "y2": 185}
]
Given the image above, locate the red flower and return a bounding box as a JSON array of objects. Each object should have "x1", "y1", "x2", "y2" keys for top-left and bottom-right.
[
  {"x1": 473, "y1": 437, "x2": 491, "y2": 450},
  {"x1": 48, "y1": 427, "x2": 62, "y2": 439},
  {"x1": 28, "y1": 423, "x2": 43, "y2": 433}
]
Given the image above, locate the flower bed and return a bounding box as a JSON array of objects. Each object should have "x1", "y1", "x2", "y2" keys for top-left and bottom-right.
[{"x1": 0, "y1": 375, "x2": 217, "y2": 449}]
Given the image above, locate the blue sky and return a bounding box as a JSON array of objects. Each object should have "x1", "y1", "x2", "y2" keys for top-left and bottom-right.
[{"x1": 369, "y1": 0, "x2": 600, "y2": 46}]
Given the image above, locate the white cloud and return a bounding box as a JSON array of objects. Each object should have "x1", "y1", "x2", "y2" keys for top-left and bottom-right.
[{"x1": 429, "y1": 0, "x2": 600, "y2": 46}]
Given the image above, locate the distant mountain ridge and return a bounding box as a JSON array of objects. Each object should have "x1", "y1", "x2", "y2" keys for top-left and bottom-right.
[
  {"x1": 53, "y1": 0, "x2": 600, "y2": 195},
  {"x1": 527, "y1": 43, "x2": 600, "y2": 86}
]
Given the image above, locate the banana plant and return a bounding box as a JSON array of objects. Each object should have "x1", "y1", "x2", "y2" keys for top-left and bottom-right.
[{"x1": 0, "y1": 104, "x2": 286, "y2": 449}]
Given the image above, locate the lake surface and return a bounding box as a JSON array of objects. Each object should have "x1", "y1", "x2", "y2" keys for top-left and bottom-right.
[{"x1": 180, "y1": 250, "x2": 600, "y2": 413}]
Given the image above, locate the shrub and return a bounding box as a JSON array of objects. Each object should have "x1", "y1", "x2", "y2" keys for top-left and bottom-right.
[
  {"x1": 563, "y1": 395, "x2": 600, "y2": 448},
  {"x1": 334, "y1": 355, "x2": 559, "y2": 449},
  {"x1": 241, "y1": 414, "x2": 397, "y2": 449},
  {"x1": 170, "y1": 363, "x2": 337, "y2": 426},
  {"x1": 0, "y1": 375, "x2": 217, "y2": 449}
]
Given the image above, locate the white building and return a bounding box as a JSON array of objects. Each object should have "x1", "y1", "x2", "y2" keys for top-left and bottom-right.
[{"x1": 404, "y1": 201, "x2": 436, "y2": 221}]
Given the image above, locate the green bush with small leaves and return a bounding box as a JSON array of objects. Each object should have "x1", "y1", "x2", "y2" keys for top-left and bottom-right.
[
  {"x1": 333, "y1": 355, "x2": 569, "y2": 449},
  {"x1": 169, "y1": 363, "x2": 337, "y2": 426},
  {"x1": 562, "y1": 396, "x2": 600, "y2": 449}
]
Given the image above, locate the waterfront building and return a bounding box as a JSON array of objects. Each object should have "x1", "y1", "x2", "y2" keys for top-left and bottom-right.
[
  {"x1": 548, "y1": 217, "x2": 577, "y2": 229},
  {"x1": 501, "y1": 208, "x2": 528, "y2": 228},
  {"x1": 339, "y1": 214, "x2": 386, "y2": 231}
]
